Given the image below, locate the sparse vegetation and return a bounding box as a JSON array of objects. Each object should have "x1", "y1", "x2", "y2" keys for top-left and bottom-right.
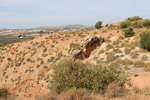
[{"x1": 120, "y1": 16, "x2": 150, "y2": 29}]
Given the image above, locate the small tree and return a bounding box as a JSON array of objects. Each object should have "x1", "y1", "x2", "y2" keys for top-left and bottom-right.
[
  {"x1": 95, "y1": 21, "x2": 102, "y2": 29},
  {"x1": 139, "y1": 31, "x2": 150, "y2": 51},
  {"x1": 122, "y1": 27, "x2": 134, "y2": 37}
]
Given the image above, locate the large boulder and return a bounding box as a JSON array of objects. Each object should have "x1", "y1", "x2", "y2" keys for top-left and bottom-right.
[
  {"x1": 70, "y1": 36, "x2": 104, "y2": 60},
  {"x1": 80, "y1": 36, "x2": 104, "y2": 57}
]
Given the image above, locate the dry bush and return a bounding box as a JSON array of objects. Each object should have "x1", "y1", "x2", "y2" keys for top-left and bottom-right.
[
  {"x1": 105, "y1": 37, "x2": 111, "y2": 43},
  {"x1": 43, "y1": 48, "x2": 47, "y2": 52},
  {"x1": 93, "y1": 32, "x2": 98, "y2": 34},
  {"x1": 131, "y1": 86, "x2": 141, "y2": 94},
  {"x1": 11, "y1": 52, "x2": 15, "y2": 55},
  {"x1": 51, "y1": 45, "x2": 55, "y2": 48},
  {"x1": 121, "y1": 41, "x2": 130, "y2": 47},
  {"x1": 105, "y1": 83, "x2": 123, "y2": 98},
  {"x1": 124, "y1": 66, "x2": 131, "y2": 70},
  {"x1": 35, "y1": 94, "x2": 57, "y2": 100},
  {"x1": 35, "y1": 88, "x2": 95, "y2": 100},
  {"x1": 124, "y1": 47, "x2": 131, "y2": 55},
  {"x1": 121, "y1": 58, "x2": 133, "y2": 66},
  {"x1": 113, "y1": 48, "x2": 122, "y2": 53},
  {"x1": 112, "y1": 40, "x2": 120, "y2": 46},
  {"x1": 105, "y1": 52, "x2": 117, "y2": 63},
  {"x1": 133, "y1": 60, "x2": 145, "y2": 68},
  {"x1": 144, "y1": 63, "x2": 150, "y2": 71},
  {"x1": 38, "y1": 69, "x2": 47, "y2": 79},
  {"x1": 59, "y1": 88, "x2": 91, "y2": 100},
  {"x1": 42, "y1": 54, "x2": 48, "y2": 57},
  {"x1": 131, "y1": 51, "x2": 139, "y2": 59},
  {"x1": 141, "y1": 55, "x2": 148, "y2": 61},
  {"x1": 118, "y1": 35, "x2": 126, "y2": 40},
  {"x1": 106, "y1": 44, "x2": 114, "y2": 51},
  {"x1": 115, "y1": 58, "x2": 133, "y2": 67}
]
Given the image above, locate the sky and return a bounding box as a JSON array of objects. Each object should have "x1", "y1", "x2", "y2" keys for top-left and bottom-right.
[{"x1": 0, "y1": 0, "x2": 150, "y2": 29}]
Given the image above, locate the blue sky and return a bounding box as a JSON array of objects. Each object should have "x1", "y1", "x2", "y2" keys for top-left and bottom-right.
[{"x1": 0, "y1": 0, "x2": 150, "y2": 29}]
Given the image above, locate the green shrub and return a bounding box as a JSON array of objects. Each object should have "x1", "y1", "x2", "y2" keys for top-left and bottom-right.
[
  {"x1": 120, "y1": 21, "x2": 131, "y2": 29},
  {"x1": 0, "y1": 87, "x2": 11, "y2": 99},
  {"x1": 122, "y1": 27, "x2": 134, "y2": 37},
  {"x1": 126, "y1": 16, "x2": 143, "y2": 22},
  {"x1": 131, "y1": 20, "x2": 143, "y2": 28},
  {"x1": 48, "y1": 58, "x2": 128, "y2": 94},
  {"x1": 142, "y1": 19, "x2": 150, "y2": 27},
  {"x1": 139, "y1": 31, "x2": 150, "y2": 50},
  {"x1": 95, "y1": 21, "x2": 102, "y2": 29}
]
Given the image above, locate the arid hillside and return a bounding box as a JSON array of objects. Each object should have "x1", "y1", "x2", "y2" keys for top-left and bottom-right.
[{"x1": 0, "y1": 20, "x2": 150, "y2": 100}]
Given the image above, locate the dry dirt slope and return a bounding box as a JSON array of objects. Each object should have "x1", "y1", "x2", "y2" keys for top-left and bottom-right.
[{"x1": 0, "y1": 23, "x2": 150, "y2": 100}]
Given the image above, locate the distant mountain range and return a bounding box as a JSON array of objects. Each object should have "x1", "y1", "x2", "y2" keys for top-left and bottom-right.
[
  {"x1": 38, "y1": 24, "x2": 95, "y2": 31},
  {"x1": 0, "y1": 24, "x2": 95, "y2": 34}
]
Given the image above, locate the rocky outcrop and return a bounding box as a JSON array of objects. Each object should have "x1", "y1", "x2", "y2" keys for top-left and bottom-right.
[
  {"x1": 80, "y1": 36, "x2": 104, "y2": 57},
  {"x1": 70, "y1": 36, "x2": 104, "y2": 60}
]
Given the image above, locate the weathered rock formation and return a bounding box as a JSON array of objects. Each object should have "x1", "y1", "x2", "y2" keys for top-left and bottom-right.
[{"x1": 70, "y1": 36, "x2": 104, "y2": 60}]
